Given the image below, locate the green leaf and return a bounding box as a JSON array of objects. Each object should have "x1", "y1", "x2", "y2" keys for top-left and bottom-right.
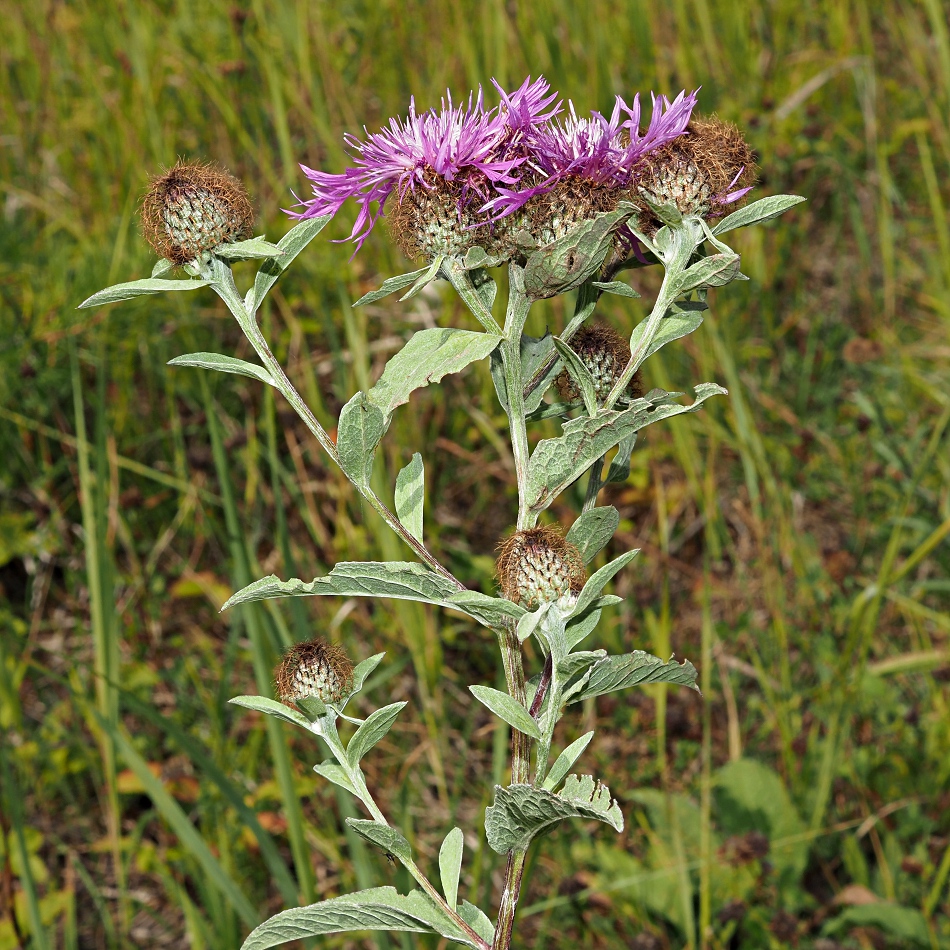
[
  {"x1": 151, "y1": 258, "x2": 174, "y2": 277},
  {"x1": 525, "y1": 384, "x2": 727, "y2": 512},
  {"x1": 337, "y1": 392, "x2": 386, "y2": 489},
  {"x1": 604, "y1": 433, "x2": 637, "y2": 484},
  {"x1": 552, "y1": 336, "x2": 598, "y2": 415},
  {"x1": 168, "y1": 352, "x2": 276, "y2": 387},
  {"x1": 394, "y1": 454, "x2": 424, "y2": 543},
  {"x1": 569, "y1": 651, "x2": 699, "y2": 703},
  {"x1": 628, "y1": 311, "x2": 704, "y2": 365},
  {"x1": 675, "y1": 253, "x2": 741, "y2": 293},
  {"x1": 350, "y1": 653, "x2": 386, "y2": 696},
  {"x1": 239, "y1": 886, "x2": 484, "y2": 950},
  {"x1": 296, "y1": 695, "x2": 328, "y2": 720},
  {"x1": 566, "y1": 507, "x2": 619, "y2": 563},
  {"x1": 712, "y1": 194, "x2": 806, "y2": 236},
  {"x1": 637, "y1": 193, "x2": 683, "y2": 226},
  {"x1": 228, "y1": 695, "x2": 313, "y2": 731},
  {"x1": 591, "y1": 280, "x2": 640, "y2": 298},
  {"x1": 568, "y1": 549, "x2": 638, "y2": 619},
  {"x1": 543, "y1": 732, "x2": 595, "y2": 791},
  {"x1": 347, "y1": 702, "x2": 407, "y2": 766},
  {"x1": 78, "y1": 277, "x2": 211, "y2": 309},
  {"x1": 823, "y1": 904, "x2": 929, "y2": 946},
  {"x1": 313, "y1": 760, "x2": 360, "y2": 796},
  {"x1": 400, "y1": 254, "x2": 444, "y2": 300},
  {"x1": 248, "y1": 215, "x2": 332, "y2": 311},
  {"x1": 221, "y1": 562, "x2": 460, "y2": 611},
  {"x1": 345, "y1": 820, "x2": 413, "y2": 863},
  {"x1": 353, "y1": 267, "x2": 428, "y2": 307},
  {"x1": 461, "y1": 246, "x2": 505, "y2": 270},
  {"x1": 446, "y1": 590, "x2": 526, "y2": 628},
  {"x1": 438, "y1": 827, "x2": 464, "y2": 911},
  {"x1": 516, "y1": 603, "x2": 550, "y2": 644},
  {"x1": 564, "y1": 606, "x2": 604, "y2": 650},
  {"x1": 523, "y1": 206, "x2": 634, "y2": 299},
  {"x1": 469, "y1": 685, "x2": 542, "y2": 740},
  {"x1": 493, "y1": 331, "x2": 556, "y2": 415},
  {"x1": 367, "y1": 328, "x2": 502, "y2": 420},
  {"x1": 484, "y1": 775, "x2": 623, "y2": 853},
  {"x1": 214, "y1": 235, "x2": 283, "y2": 261}
]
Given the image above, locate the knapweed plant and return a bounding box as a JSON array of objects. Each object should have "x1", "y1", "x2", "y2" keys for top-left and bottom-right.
[{"x1": 81, "y1": 76, "x2": 803, "y2": 950}]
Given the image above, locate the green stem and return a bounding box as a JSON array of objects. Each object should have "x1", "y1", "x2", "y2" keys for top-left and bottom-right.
[{"x1": 207, "y1": 260, "x2": 462, "y2": 587}]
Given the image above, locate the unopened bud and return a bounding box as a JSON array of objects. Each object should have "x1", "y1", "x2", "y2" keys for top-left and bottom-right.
[
  {"x1": 556, "y1": 322, "x2": 643, "y2": 405},
  {"x1": 274, "y1": 638, "x2": 353, "y2": 707},
  {"x1": 496, "y1": 526, "x2": 586, "y2": 610},
  {"x1": 141, "y1": 160, "x2": 254, "y2": 265}
]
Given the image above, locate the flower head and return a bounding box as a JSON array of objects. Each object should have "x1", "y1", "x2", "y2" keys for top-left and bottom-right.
[
  {"x1": 635, "y1": 115, "x2": 755, "y2": 224},
  {"x1": 292, "y1": 77, "x2": 559, "y2": 256},
  {"x1": 496, "y1": 526, "x2": 586, "y2": 610},
  {"x1": 275, "y1": 638, "x2": 354, "y2": 708},
  {"x1": 555, "y1": 322, "x2": 644, "y2": 405},
  {"x1": 141, "y1": 160, "x2": 253, "y2": 265}
]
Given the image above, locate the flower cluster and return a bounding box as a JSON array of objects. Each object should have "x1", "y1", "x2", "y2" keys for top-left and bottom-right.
[{"x1": 291, "y1": 77, "x2": 751, "y2": 260}]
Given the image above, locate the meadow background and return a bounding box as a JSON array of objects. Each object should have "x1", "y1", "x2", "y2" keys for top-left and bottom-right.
[{"x1": 2, "y1": 1, "x2": 949, "y2": 947}]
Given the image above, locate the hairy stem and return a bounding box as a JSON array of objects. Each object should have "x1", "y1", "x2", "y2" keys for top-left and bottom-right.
[{"x1": 208, "y1": 260, "x2": 462, "y2": 586}]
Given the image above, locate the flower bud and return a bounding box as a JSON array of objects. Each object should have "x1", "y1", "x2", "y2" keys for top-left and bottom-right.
[
  {"x1": 555, "y1": 322, "x2": 643, "y2": 405},
  {"x1": 274, "y1": 638, "x2": 354, "y2": 707},
  {"x1": 496, "y1": 526, "x2": 586, "y2": 610},
  {"x1": 141, "y1": 160, "x2": 254, "y2": 265},
  {"x1": 635, "y1": 116, "x2": 755, "y2": 223}
]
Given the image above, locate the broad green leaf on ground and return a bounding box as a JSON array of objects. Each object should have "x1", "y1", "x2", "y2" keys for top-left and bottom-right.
[
  {"x1": 239, "y1": 886, "x2": 485, "y2": 950},
  {"x1": 353, "y1": 267, "x2": 428, "y2": 307},
  {"x1": 543, "y1": 732, "x2": 595, "y2": 791},
  {"x1": 567, "y1": 549, "x2": 639, "y2": 618},
  {"x1": 438, "y1": 827, "x2": 464, "y2": 911},
  {"x1": 484, "y1": 774, "x2": 623, "y2": 853},
  {"x1": 469, "y1": 685, "x2": 541, "y2": 740},
  {"x1": 345, "y1": 820, "x2": 413, "y2": 863},
  {"x1": 313, "y1": 761, "x2": 359, "y2": 796},
  {"x1": 525, "y1": 384, "x2": 727, "y2": 512},
  {"x1": 712, "y1": 194, "x2": 806, "y2": 235},
  {"x1": 568, "y1": 651, "x2": 699, "y2": 703},
  {"x1": 228, "y1": 695, "x2": 313, "y2": 731},
  {"x1": 366, "y1": 328, "x2": 502, "y2": 420},
  {"x1": 168, "y1": 352, "x2": 276, "y2": 387},
  {"x1": 566, "y1": 507, "x2": 619, "y2": 563},
  {"x1": 79, "y1": 277, "x2": 211, "y2": 308},
  {"x1": 214, "y1": 235, "x2": 283, "y2": 260},
  {"x1": 395, "y1": 453, "x2": 424, "y2": 543},
  {"x1": 346, "y1": 702, "x2": 407, "y2": 766},
  {"x1": 337, "y1": 392, "x2": 386, "y2": 489},
  {"x1": 248, "y1": 215, "x2": 332, "y2": 311}
]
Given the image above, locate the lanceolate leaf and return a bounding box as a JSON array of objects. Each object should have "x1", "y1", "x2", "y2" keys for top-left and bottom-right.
[
  {"x1": 345, "y1": 820, "x2": 413, "y2": 863},
  {"x1": 347, "y1": 702, "x2": 407, "y2": 766},
  {"x1": 221, "y1": 564, "x2": 511, "y2": 629},
  {"x1": 214, "y1": 235, "x2": 283, "y2": 260},
  {"x1": 353, "y1": 267, "x2": 428, "y2": 307},
  {"x1": 567, "y1": 549, "x2": 639, "y2": 619},
  {"x1": 566, "y1": 507, "x2": 620, "y2": 563},
  {"x1": 526, "y1": 384, "x2": 727, "y2": 512},
  {"x1": 675, "y1": 253, "x2": 741, "y2": 293},
  {"x1": 337, "y1": 393, "x2": 386, "y2": 489},
  {"x1": 712, "y1": 194, "x2": 806, "y2": 235},
  {"x1": 543, "y1": 732, "x2": 595, "y2": 791},
  {"x1": 79, "y1": 277, "x2": 211, "y2": 308},
  {"x1": 484, "y1": 775, "x2": 623, "y2": 854},
  {"x1": 228, "y1": 695, "x2": 313, "y2": 731},
  {"x1": 248, "y1": 214, "x2": 332, "y2": 311},
  {"x1": 591, "y1": 280, "x2": 640, "y2": 298},
  {"x1": 168, "y1": 353, "x2": 276, "y2": 387},
  {"x1": 348, "y1": 653, "x2": 386, "y2": 697},
  {"x1": 469, "y1": 685, "x2": 541, "y2": 740},
  {"x1": 400, "y1": 254, "x2": 445, "y2": 300},
  {"x1": 569, "y1": 651, "x2": 699, "y2": 703},
  {"x1": 394, "y1": 454, "x2": 425, "y2": 543},
  {"x1": 313, "y1": 761, "x2": 359, "y2": 796},
  {"x1": 239, "y1": 886, "x2": 486, "y2": 950},
  {"x1": 438, "y1": 827, "x2": 464, "y2": 911},
  {"x1": 552, "y1": 336, "x2": 598, "y2": 416},
  {"x1": 628, "y1": 311, "x2": 704, "y2": 364}
]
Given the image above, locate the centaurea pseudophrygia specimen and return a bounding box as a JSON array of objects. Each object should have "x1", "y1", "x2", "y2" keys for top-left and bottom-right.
[{"x1": 80, "y1": 74, "x2": 803, "y2": 950}]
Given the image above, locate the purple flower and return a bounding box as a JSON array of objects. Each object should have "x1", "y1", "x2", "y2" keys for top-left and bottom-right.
[
  {"x1": 481, "y1": 89, "x2": 698, "y2": 218},
  {"x1": 291, "y1": 77, "x2": 560, "y2": 251}
]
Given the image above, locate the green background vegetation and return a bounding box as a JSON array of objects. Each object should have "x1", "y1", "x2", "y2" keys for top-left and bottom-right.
[{"x1": 1, "y1": 1, "x2": 948, "y2": 947}]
